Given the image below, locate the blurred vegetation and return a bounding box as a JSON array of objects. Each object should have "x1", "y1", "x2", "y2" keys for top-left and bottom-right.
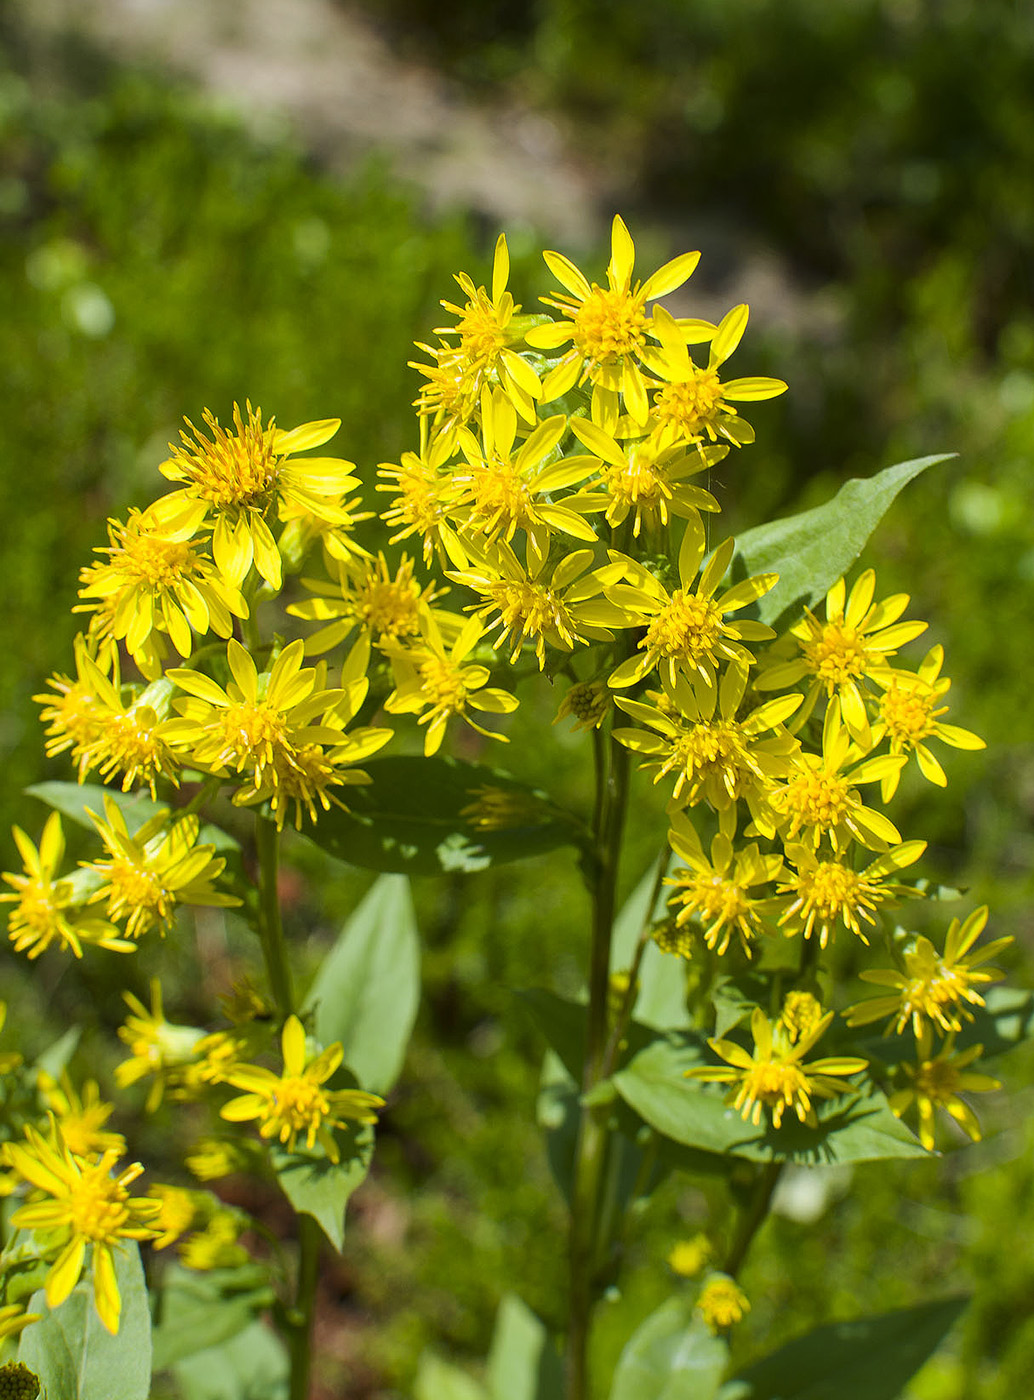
[{"x1": 3, "y1": 3, "x2": 1034, "y2": 1398}]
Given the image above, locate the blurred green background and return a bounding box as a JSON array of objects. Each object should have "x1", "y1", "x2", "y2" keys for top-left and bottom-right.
[{"x1": 2, "y1": 2, "x2": 1033, "y2": 1397}]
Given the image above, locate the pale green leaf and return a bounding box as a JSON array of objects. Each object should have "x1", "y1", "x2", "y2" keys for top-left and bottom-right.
[
  {"x1": 610, "y1": 1300, "x2": 728, "y2": 1400},
  {"x1": 487, "y1": 1293, "x2": 563, "y2": 1400}
]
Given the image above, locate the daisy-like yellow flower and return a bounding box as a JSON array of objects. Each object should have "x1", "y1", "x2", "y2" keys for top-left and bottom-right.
[
  {"x1": 413, "y1": 234, "x2": 543, "y2": 426},
  {"x1": 221, "y1": 1015, "x2": 383, "y2": 1162},
  {"x1": 760, "y1": 706, "x2": 904, "y2": 852},
  {"x1": 888, "y1": 1029, "x2": 1000, "y2": 1152},
  {"x1": 526, "y1": 215, "x2": 703, "y2": 423},
  {"x1": 614, "y1": 663, "x2": 801, "y2": 812},
  {"x1": 755, "y1": 570, "x2": 927, "y2": 745},
  {"x1": 148, "y1": 1183, "x2": 200, "y2": 1250},
  {"x1": 384, "y1": 614, "x2": 519, "y2": 756},
  {"x1": 75, "y1": 505, "x2": 248, "y2": 679},
  {"x1": 568, "y1": 410, "x2": 724, "y2": 540},
  {"x1": 685, "y1": 1005, "x2": 867, "y2": 1129},
  {"x1": 845, "y1": 906, "x2": 1011, "y2": 1036},
  {"x1": 163, "y1": 638, "x2": 391, "y2": 830},
  {"x1": 35, "y1": 638, "x2": 181, "y2": 799},
  {"x1": 376, "y1": 428, "x2": 463, "y2": 566},
  {"x1": 646, "y1": 304, "x2": 787, "y2": 450},
  {"x1": 661, "y1": 814, "x2": 782, "y2": 958},
  {"x1": 1, "y1": 813, "x2": 127, "y2": 960},
  {"x1": 178, "y1": 1210, "x2": 250, "y2": 1272},
  {"x1": 667, "y1": 1233, "x2": 713, "y2": 1278},
  {"x1": 4, "y1": 1124, "x2": 160, "y2": 1333},
  {"x1": 448, "y1": 540, "x2": 614, "y2": 669},
  {"x1": 599, "y1": 517, "x2": 777, "y2": 690},
  {"x1": 448, "y1": 388, "x2": 597, "y2": 566},
  {"x1": 696, "y1": 1275, "x2": 750, "y2": 1332},
  {"x1": 869, "y1": 645, "x2": 985, "y2": 800},
  {"x1": 156, "y1": 403, "x2": 362, "y2": 590},
  {"x1": 289, "y1": 551, "x2": 446, "y2": 657},
  {"x1": 39, "y1": 1073, "x2": 124, "y2": 1158},
  {"x1": 115, "y1": 981, "x2": 206, "y2": 1112},
  {"x1": 775, "y1": 840, "x2": 926, "y2": 948}
]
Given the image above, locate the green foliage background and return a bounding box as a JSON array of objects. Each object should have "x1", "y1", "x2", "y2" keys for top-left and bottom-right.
[{"x1": 2, "y1": 4, "x2": 1033, "y2": 1397}]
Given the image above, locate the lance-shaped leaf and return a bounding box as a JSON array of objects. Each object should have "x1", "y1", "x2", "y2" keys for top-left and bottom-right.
[
  {"x1": 301, "y1": 756, "x2": 586, "y2": 875},
  {"x1": 610, "y1": 1300, "x2": 729, "y2": 1400},
  {"x1": 732, "y1": 455, "x2": 951, "y2": 631}
]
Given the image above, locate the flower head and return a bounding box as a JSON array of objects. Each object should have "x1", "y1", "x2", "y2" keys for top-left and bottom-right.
[
  {"x1": 40, "y1": 1073, "x2": 124, "y2": 1158},
  {"x1": 888, "y1": 1029, "x2": 1000, "y2": 1151},
  {"x1": 667, "y1": 1233, "x2": 713, "y2": 1278},
  {"x1": 115, "y1": 981, "x2": 205, "y2": 1112},
  {"x1": 661, "y1": 815, "x2": 782, "y2": 958},
  {"x1": 696, "y1": 1274, "x2": 750, "y2": 1332},
  {"x1": 870, "y1": 645, "x2": 985, "y2": 799},
  {"x1": 775, "y1": 840, "x2": 926, "y2": 948}
]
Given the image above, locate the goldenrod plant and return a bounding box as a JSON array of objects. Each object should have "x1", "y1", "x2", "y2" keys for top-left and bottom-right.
[{"x1": 0, "y1": 217, "x2": 1015, "y2": 1400}]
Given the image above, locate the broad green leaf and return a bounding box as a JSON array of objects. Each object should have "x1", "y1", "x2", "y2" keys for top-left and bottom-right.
[
  {"x1": 34, "y1": 1027, "x2": 80, "y2": 1080},
  {"x1": 172, "y1": 1317, "x2": 288, "y2": 1400},
  {"x1": 733, "y1": 455, "x2": 951, "y2": 630},
  {"x1": 18, "y1": 1242, "x2": 151, "y2": 1400},
  {"x1": 152, "y1": 1264, "x2": 272, "y2": 1372},
  {"x1": 272, "y1": 1121, "x2": 373, "y2": 1251},
  {"x1": 728, "y1": 1295, "x2": 967, "y2": 1400},
  {"x1": 613, "y1": 1036, "x2": 927, "y2": 1164},
  {"x1": 415, "y1": 1351, "x2": 489, "y2": 1400},
  {"x1": 487, "y1": 1293, "x2": 563, "y2": 1400},
  {"x1": 611, "y1": 859, "x2": 690, "y2": 1032},
  {"x1": 305, "y1": 874, "x2": 420, "y2": 1094},
  {"x1": 610, "y1": 1300, "x2": 728, "y2": 1400},
  {"x1": 26, "y1": 780, "x2": 239, "y2": 851},
  {"x1": 517, "y1": 989, "x2": 664, "y2": 1084},
  {"x1": 301, "y1": 756, "x2": 586, "y2": 875}
]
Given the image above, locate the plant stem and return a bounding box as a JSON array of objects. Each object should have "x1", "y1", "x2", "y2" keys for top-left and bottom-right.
[
  {"x1": 567, "y1": 729, "x2": 631, "y2": 1400},
  {"x1": 286, "y1": 1214, "x2": 321, "y2": 1400},
  {"x1": 255, "y1": 813, "x2": 295, "y2": 1020},
  {"x1": 723, "y1": 1161, "x2": 783, "y2": 1278}
]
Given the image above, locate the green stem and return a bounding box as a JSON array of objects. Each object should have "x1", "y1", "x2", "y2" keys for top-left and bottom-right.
[
  {"x1": 254, "y1": 814, "x2": 295, "y2": 1023},
  {"x1": 286, "y1": 1214, "x2": 321, "y2": 1400},
  {"x1": 723, "y1": 1161, "x2": 783, "y2": 1278}
]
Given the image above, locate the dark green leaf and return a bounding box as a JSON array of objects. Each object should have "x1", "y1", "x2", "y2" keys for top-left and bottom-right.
[
  {"x1": 304, "y1": 874, "x2": 420, "y2": 1094},
  {"x1": 172, "y1": 1317, "x2": 288, "y2": 1400},
  {"x1": 300, "y1": 756, "x2": 586, "y2": 875},
  {"x1": 733, "y1": 456, "x2": 951, "y2": 631},
  {"x1": 610, "y1": 1300, "x2": 729, "y2": 1400},
  {"x1": 729, "y1": 1295, "x2": 967, "y2": 1400},
  {"x1": 18, "y1": 1242, "x2": 151, "y2": 1400},
  {"x1": 272, "y1": 1122, "x2": 373, "y2": 1251},
  {"x1": 613, "y1": 1036, "x2": 927, "y2": 1164},
  {"x1": 26, "y1": 780, "x2": 239, "y2": 851},
  {"x1": 487, "y1": 1293, "x2": 563, "y2": 1400}
]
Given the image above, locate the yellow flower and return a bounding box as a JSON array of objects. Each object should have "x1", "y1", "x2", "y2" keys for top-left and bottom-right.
[
  {"x1": 75, "y1": 506, "x2": 247, "y2": 679},
  {"x1": 614, "y1": 663, "x2": 801, "y2": 811},
  {"x1": 221, "y1": 1015, "x2": 383, "y2": 1162},
  {"x1": 1, "y1": 813, "x2": 127, "y2": 960},
  {"x1": 290, "y1": 551, "x2": 445, "y2": 657},
  {"x1": 696, "y1": 1274, "x2": 750, "y2": 1332},
  {"x1": 39, "y1": 1073, "x2": 124, "y2": 1158},
  {"x1": 779, "y1": 990, "x2": 825, "y2": 1045},
  {"x1": 888, "y1": 1029, "x2": 1000, "y2": 1152},
  {"x1": 667, "y1": 1233, "x2": 712, "y2": 1278},
  {"x1": 184, "y1": 1137, "x2": 253, "y2": 1182},
  {"x1": 384, "y1": 614, "x2": 519, "y2": 755},
  {"x1": 685, "y1": 1005, "x2": 867, "y2": 1129},
  {"x1": 869, "y1": 645, "x2": 985, "y2": 799},
  {"x1": 845, "y1": 906, "x2": 1011, "y2": 1036},
  {"x1": 526, "y1": 215, "x2": 703, "y2": 423},
  {"x1": 376, "y1": 428, "x2": 463, "y2": 566},
  {"x1": 4, "y1": 1125, "x2": 160, "y2": 1333},
  {"x1": 775, "y1": 840, "x2": 926, "y2": 948},
  {"x1": 599, "y1": 518, "x2": 777, "y2": 690},
  {"x1": 755, "y1": 570, "x2": 927, "y2": 745},
  {"x1": 84, "y1": 797, "x2": 240, "y2": 941},
  {"x1": 178, "y1": 1210, "x2": 249, "y2": 1271},
  {"x1": 148, "y1": 1183, "x2": 199, "y2": 1249},
  {"x1": 646, "y1": 303, "x2": 787, "y2": 449},
  {"x1": 157, "y1": 403, "x2": 362, "y2": 590},
  {"x1": 662, "y1": 814, "x2": 782, "y2": 958},
  {"x1": 115, "y1": 981, "x2": 205, "y2": 1112}
]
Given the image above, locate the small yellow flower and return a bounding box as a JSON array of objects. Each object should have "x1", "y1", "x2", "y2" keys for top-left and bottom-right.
[
  {"x1": 686, "y1": 1005, "x2": 867, "y2": 1129},
  {"x1": 178, "y1": 1210, "x2": 249, "y2": 1271},
  {"x1": 376, "y1": 429, "x2": 463, "y2": 566},
  {"x1": 869, "y1": 645, "x2": 986, "y2": 799},
  {"x1": 115, "y1": 981, "x2": 205, "y2": 1112},
  {"x1": 696, "y1": 1274, "x2": 750, "y2": 1332},
  {"x1": 662, "y1": 814, "x2": 782, "y2": 959},
  {"x1": 888, "y1": 1029, "x2": 1000, "y2": 1152},
  {"x1": 185, "y1": 1137, "x2": 253, "y2": 1182},
  {"x1": 778, "y1": 990, "x2": 825, "y2": 1045},
  {"x1": 845, "y1": 906, "x2": 1011, "y2": 1036},
  {"x1": 39, "y1": 1073, "x2": 124, "y2": 1158},
  {"x1": 667, "y1": 1233, "x2": 712, "y2": 1278},
  {"x1": 148, "y1": 1183, "x2": 200, "y2": 1249},
  {"x1": 290, "y1": 551, "x2": 446, "y2": 657},
  {"x1": 4, "y1": 1124, "x2": 160, "y2": 1333},
  {"x1": 221, "y1": 1015, "x2": 383, "y2": 1162},
  {"x1": 775, "y1": 840, "x2": 926, "y2": 948}
]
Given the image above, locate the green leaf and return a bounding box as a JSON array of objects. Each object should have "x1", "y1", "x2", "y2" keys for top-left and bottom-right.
[
  {"x1": 34, "y1": 1027, "x2": 80, "y2": 1080},
  {"x1": 300, "y1": 755, "x2": 586, "y2": 875},
  {"x1": 733, "y1": 455, "x2": 951, "y2": 630},
  {"x1": 487, "y1": 1293, "x2": 563, "y2": 1400},
  {"x1": 304, "y1": 874, "x2": 420, "y2": 1094},
  {"x1": 272, "y1": 1122, "x2": 373, "y2": 1251},
  {"x1": 611, "y1": 859, "x2": 690, "y2": 1032},
  {"x1": 152, "y1": 1264, "x2": 271, "y2": 1372},
  {"x1": 613, "y1": 1036, "x2": 927, "y2": 1165},
  {"x1": 414, "y1": 1352, "x2": 489, "y2": 1400},
  {"x1": 728, "y1": 1295, "x2": 968, "y2": 1400},
  {"x1": 171, "y1": 1317, "x2": 288, "y2": 1400},
  {"x1": 610, "y1": 1300, "x2": 728, "y2": 1400},
  {"x1": 25, "y1": 780, "x2": 239, "y2": 850},
  {"x1": 18, "y1": 1242, "x2": 151, "y2": 1400}
]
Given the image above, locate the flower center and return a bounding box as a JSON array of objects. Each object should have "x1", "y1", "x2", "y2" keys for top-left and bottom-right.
[
  {"x1": 104, "y1": 857, "x2": 171, "y2": 929},
  {"x1": 219, "y1": 702, "x2": 291, "y2": 770},
  {"x1": 795, "y1": 860, "x2": 863, "y2": 917},
  {"x1": 462, "y1": 458, "x2": 534, "y2": 538},
  {"x1": 880, "y1": 681, "x2": 938, "y2": 746},
  {"x1": 489, "y1": 580, "x2": 577, "y2": 654},
  {"x1": 915, "y1": 1056, "x2": 962, "y2": 1102},
  {"x1": 68, "y1": 1164, "x2": 131, "y2": 1242},
  {"x1": 744, "y1": 1057, "x2": 810, "y2": 1109},
  {"x1": 606, "y1": 455, "x2": 668, "y2": 509},
  {"x1": 419, "y1": 656, "x2": 468, "y2": 710},
  {"x1": 802, "y1": 623, "x2": 868, "y2": 686},
  {"x1": 114, "y1": 530, "x2": 195, "y2": 589},
  {"x1": 14, "y1": 880, "x2": 66, "y2": 936},
  {"x1": 271, "y1": 1075, "x2": 329, "y2": 1132},
  {"x1": 674, "y1": 872, "x2": 750, "y2": 928},
  {"x1": 652, "y1": 367, "x2": 724, "y2": 435},
  {"x1": 645, "y1": 590, "x2": 722, "y2": 662},
  {"x1": 456, "y1": 294, "x2": 508, "y2": 368},
  {"x1": 171, "y1": 406, "x2": 280, "y2": 511},
  {"x1": 356, "y1": 579, "x2": 422, "y2": 640},
  {"x1": 782, "y1": 769, "x2": 851, "y2": 832},
  {"x1": 572, "y1": 286, "x2": 647, "y2": 364}
]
